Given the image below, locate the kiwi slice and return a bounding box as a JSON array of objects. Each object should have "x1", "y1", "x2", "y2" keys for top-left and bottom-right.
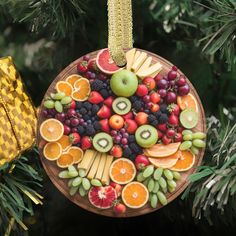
[
  {"x1": 112, "y1": 97, "x2": 131, "y2": 115},
  {"x1": 180, "y1": 109, "x2": 198, "y2": 129},
  {"x1": 92, "y1": 132, "x2": 113, "y2": 153},
  {"x1": 135, "y1": 125, "x2": 158, "y2": 148}
]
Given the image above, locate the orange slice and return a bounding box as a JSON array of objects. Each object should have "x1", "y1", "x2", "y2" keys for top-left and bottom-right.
[
  {"x1": 43, "y1": 142, "x2": 62, "y2": 161},
  {"x1": 40, "y1": 118, "x2": 64, "y2": 142},
  {"x1": 66, "y1": 74, "x2": 81, "y2": 86},
  {"x1": 109, "y1": 158, "x2": 136, "y2": 185},
  {"x1": 177, "y1": 93, "x2": 198, "y2": 112},
  {"x1": 57, "y1": 135, "x2": 71, "y2": 151},
  {"x1": 148, "y1": 151, "x2": 181, "y2": 168},
  {"x1": 122, "y1": 182, "x2": 149, "y2": 209},
  {"x1": 67, "y1": 146, "x2": 83, "y2": 164},
  {"x1": 56, "y1": 81, "x2": 73, "y2": 96},
  {"x1": 144, "y1": 142, "x2": 181, "y2": 158},
  {"x1": 57, "y1": 153, "x2": 74, "y2": 168},
  {"x1": 170, "y1": 150, "x2": 195, "y2": 172},
  {"x1": 72, "y1": 78, "x2": 91, "y2": 101}
]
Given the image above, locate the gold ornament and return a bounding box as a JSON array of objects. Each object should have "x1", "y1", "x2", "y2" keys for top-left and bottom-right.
[{"x1": 0, "y1": 56, "x2": 37, "y2": 166}]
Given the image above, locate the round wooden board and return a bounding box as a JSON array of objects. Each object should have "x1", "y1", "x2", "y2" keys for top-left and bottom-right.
[{"x1": 37, "y1": 49, "x2": 206, "y2": 218}]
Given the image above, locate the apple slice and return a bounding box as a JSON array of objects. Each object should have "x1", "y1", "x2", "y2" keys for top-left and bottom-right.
[
  {"x1": 131, "y1": 52, "x2": 147, "y2": 72},
  {"x1": 136, "y1": 56, "x2": 152, "y2": 76},
  {"x1": 126, "y1": 48, "x2": 136, "y2": 71},
  {"x1": 137, "y1": 62, "x2": 163, "y2": 79}
]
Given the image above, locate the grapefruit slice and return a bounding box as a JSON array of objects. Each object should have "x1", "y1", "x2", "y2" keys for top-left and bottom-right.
[
  {"x1": 170, "y1": 150, "x2": 195, "y2": 172},
  {"x1": 96, "y1": 49, "x2": 123, "y2": 74},
  {"x1": 148, "y1": 151, "x2": 181, "y2": 168},
  {"x1": 66, "y1": 74, "x2": 81, "y2": 86},
  {"x1": 43, "y1": 142, "x2": 62, "y2": 161},
  {"x1": 57, "y1": 153, "x2": 74, "y2": 168},
  {"x1": 122, "y1": 182, "x2": 149, "y2": 209},
  {"x1": 56, "y1": 81, "x2": 73, "y2": 96},
  {"x1": 67, "y1": 146, "x2": 83, "y2": 164},
  {"x1": 177, "y1": 93, "x2": 198, "y2": 112},
  {"x1": 40, "y1": 118, "x2": 64, "y2": 142},
  {"x1": 88, "y1": 186, "x2": 117, "y2": 209},
  {"x1": 144, "y1": 142, "x2": 181, "y2": 158}
]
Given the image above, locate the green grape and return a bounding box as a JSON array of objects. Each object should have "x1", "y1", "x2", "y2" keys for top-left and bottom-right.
[
  {"x1": 53, "y1": 92, "x2": 66, "y2": 100},
  {"x1": 55, "y1": 101, "x2": 63, "y2": 113},
  {"x1": 44, "y1": 100, "x2": 55, "y2": 109},
  {"x1": 162, "y1": 187, "x2": 167, "y2": 194},
  {"x1": 193, "y1": 139, "x2": 206, "y2": 148},
  {"x1": 82, "y1": 178, "x2": 91, "y2": 190},
  {"x1": 182, "y1": 130, "x2": 192, "y2": 135},
  {"x1": 91, "y1": 179, "x2": 102, "y2": 187},
  {"x1": 163, "y1": 169, "x2": 173, "y2": 180},
  {"x1": 68, "y1": 166, "x2": 78, "y2": 177},
  {"x1": 68, "y1": 165, "x2": 77, "y2": 172},
  {"x1": 149, "y1": 193, "x2": 153, "y2": 202},
  {"x1": 179, "y1": 141, "x2": 192, "y2": 150},
  {"x1": 167, "y1": 180, "x2": 177, "y2": 189},
  {"x1": 143, "y1": 165, "x2": 154, "y2": 178},
  {"x1": 153, "y1": 167, "x2": 163, "y2": 180},
  {"x1": 61, "y1": 96, "x2": 72, "y2": 105},
  {"x1": 157, "y1": 191, "x2": 167, "y2": 206},
  {"x1": 68, "y1": 179, "x2": 74, "y2": 187},
  {"x1": 143, "y1": 177, "x2": 151, "y2": 186},
  {"x1": 158, "y1": 177, "x2": 167, "y2": 190},
  {"x1": 78, "y1": 169, "x2": 86, "y2": 177},
  {"x1": 150, "y1": 194, "x2": 158, "y2": 208},
  {"x1": 69, "y1": 186, "x2": 79, "y2": 196},
  {"x1": 79, "y1": 186, "x2": 86, "y2": 197},
  {"x1": 168, "y1": 185, "x2": 176, "y2": 193},
  {"x1": 190, "y1": 146, "x2": 199, "y2": 155},
  {"x1": 58, "y1": 170, "x2": 71, "y2": 179},
  {"x1": 192, "y1": 132, "x2": 206, "y2": 140},
  {"x1": 137, "y1": 172, "x2": 146, "y2": 182},
  {"x1": 152, "y1": 181, "x2": 160, "y2": 193},
  {"x1": 183, "y1": 134, "x2": 193, "y2": 141},
  {"x1": 147, "y1": 178, "x2": 155, "y2": 192},
  {"x1": 172, "y1": 171, "x2": 181, "y2": 180},
  {"x1": 72, "y1": 177, "x2": 82, "y2": 187}
]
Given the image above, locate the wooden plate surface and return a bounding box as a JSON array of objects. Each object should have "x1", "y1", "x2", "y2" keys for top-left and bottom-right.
[{"x1": 37, "y1": 49, "x2": 206, "y2": 217}]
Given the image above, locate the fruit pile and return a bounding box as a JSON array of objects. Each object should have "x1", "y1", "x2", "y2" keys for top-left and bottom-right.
[{"x1": 39, "y1": 48, "x2": 206, "y2": 215}]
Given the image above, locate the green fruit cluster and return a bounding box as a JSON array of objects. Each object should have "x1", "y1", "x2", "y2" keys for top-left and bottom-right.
[
  {"x1": 58, "y1": 166, "x2": 102, "y2": 197},
  {"x1": 44, "y1": 92, "x2": 72, "y2": 112},
  {"x1": 180, "y1": 130, "x2": 206, "y2": 154},
  {"x1": 137, "y1": 165, "x2": 181, "y2": 208}
]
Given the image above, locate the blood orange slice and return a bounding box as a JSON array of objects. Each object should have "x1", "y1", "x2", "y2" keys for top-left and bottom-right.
[
  {"x1": 177, "y1": 93, "x2": 198, "y2": 112},
  {"x1": 109, "y1": 158, "x2": 136, "y2": 185},
  {"x1": 88, "y1": 186, "x2": 117, "y2": 209},
  {"x1": 122, "y1": 182, "x2": 149, "y2": 209},
  {"x1": 96, "y1": 49, "x2": 123, "y2": 74},
  {"x1": 170, "y1": 150, "x2": 195, "y2": 172},
  {"x1": 43, "y1": 142, "x2": 62, "y2": 161}
]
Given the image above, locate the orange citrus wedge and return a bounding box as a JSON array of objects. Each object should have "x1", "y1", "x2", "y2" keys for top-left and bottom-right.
[
  {"x1": 109, "y1": 158, "x2": 136, "y2": 185},
  {"x1": 122, "y1": 182, "x2": 149, "y2": 209},
  {"x1": 66, "y1": 74, "x2": 81, "y2": 86},
  {"x1": 57, "y1": 135, "x2": 71, "y2": 151},
  {"x1": 43, "y1": 142, "x2": 62, "y2": 161},
  {"x1": 56, "y1": 81, "x2": 73, "y2": 96},
  {"x1": 72, "y1": 78, "x2": 91, "y2": 101},
  {"x1": 148, "y1": 151, "x2": 181, "y2": 168},
  {"x1": 170, "y1": 150, "x2": 195, "y2": 172},
  {"x1": 40, "y1": 118, "x2": 64, "y2": 142},
  {"x1": 144, "y1": 142, "x2": 181, "y2": 158},
  {"x1": 177, "y1": 93, "x2": 198, "y2": 112},
  {"x1": 57, "y1": 153, "x2": 74, "y2": 168},
  {"x1": 67, "y1": 146, "x2": 83, "y2": 164}
]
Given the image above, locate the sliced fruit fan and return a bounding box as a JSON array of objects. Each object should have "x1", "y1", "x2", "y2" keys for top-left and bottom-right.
[{"x1": 38, "y1": 48, "x2": 206, "y2": 216}]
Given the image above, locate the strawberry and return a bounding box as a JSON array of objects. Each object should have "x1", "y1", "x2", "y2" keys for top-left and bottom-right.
[
  {"x1": 168, "y1": 114, "x2": 179, "y2": 126},
  {"x1": 124, "y1": 119, "x2": 138, "y2": 134},
  {"x1": 168, "y1": 104, "x2": 180, "y2": 116},
  {"x1": 69, "y1": 132, "x2": 81, "y2": 144},
  {"x1": 77, "y1": 60, "x2": 88, "y2": 73},
  {"x1": 157, "y1": 123, "x2": 167, "y2": 132},
  {"x1": 69, "y1": 100, "x2": 76, "y2": 109},
  {"x1": 99, "y1": 119, "x2": 110, "y2": 132},
  {"x1": 88, "y1": 91, "x2": 104, "y2": 104},
  {"x1": 87, "y1": 59, "x2": 98, "y2": 71},
  {"x1": 135, "y1": 155, "x2": 150, "y2": 170},
  {"x1": 122, "y1": 111, "x2": 134, "y2": 120},
  {"x1": 174, "y1": 133, "x2": 183, "y2": 142},
  {"x1": 162, "y1": 135, "x2": 171, "y2": 145},
  {"x1": 97, "y1": 105, "x2": 111, "y2": 119},
  {"x1": 136, "y1": 84, "x2": 148, "y2": 97},
  {"x1": 104, "y1": 96, "x2": 114, "y2": 107},
  {"x1": 81, "y1": 136, "x2": 92, "y2": 150}
]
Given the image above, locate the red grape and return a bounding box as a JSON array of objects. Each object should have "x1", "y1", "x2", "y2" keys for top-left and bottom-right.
[
  {"x1": 157, "y1": 79, "x2": 168, "y2": 89},
  {"x1": 176, "y1": 75, "x2": 186, "y2": 86},
  {"x1": 168, "y1": 70, "x2": 177, "y2": 80},
  {"x1": 178, "y1": 84, "x2": 190, "y2": 96},
  {"x1": 158, "y1": 89, "x2": 167, "y2": 98},
  {"x1": 166, "y1": 91, "x2": 177, "y2": 104}
]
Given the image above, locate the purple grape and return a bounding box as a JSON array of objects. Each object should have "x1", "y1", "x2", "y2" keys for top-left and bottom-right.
[
  {"x1": 67, "y1": 108, "x2": 76, "y2": 117},
  {"x1": 111, "y1": 130, "x2": 117, "y2": 136},
  {"x1": 71, "y1": 128, "x2": 78, "y2": 133},
  {"x1": 42, "y1": 110, "x2": 48, "y2": 118},
  {"x1": 85, "y1": 71, "x2": 92, "y2": 79},
  {"x1": 48, "y1": 108, "x2": 57, "y2": 116},
  {"x1": 163, "y1": 75, "x2": 168, "y2": 80},
  {"x1": 176, "y1": 75, "x2": 187, "y2": 87},
  {"x1": 65, "y1": 119, "x2": 71, "y2": 126},
  {"x1": 83, "y1": 55, "x2": 90, "y2": 61},
  {"x1": 166, "y1": 92, "x2": 177, "y2": 104},
  {"x1": 123, "y1": 145, "x2": 129, "y2": 149},
  {"x1": 47, "y1": 114, "x2": 53, "y2": 119},
  {"x1": 172, "y1": 65, "x2": 178, "y2": 71},
  {"x1": 90, "y1": 73, "x2": 96, "y2": 80},
  {"x1": 123, "y1": 133, "x2": 129, "y2": 139},
  {"x1": 143, "y1": 95, "x2": 150, "y2": 103},
  {"x1": 147, "y1": 102, "x2": 153, "y2": 109},
  {"x1": 158, "y1": 89, "x2": 167, "y2": 98},
  {"x1": 79, "y1": 118, "x2": 84, "y2": 123},
  {"x1": 71, "y1": 118, "x2": 80, "y2": 127},
  {"x1": 55, "y1": 112, "x2": 66, "y2": 122},
  {"x1": 169, "y1": 80, "x2": 175, "y2": 86},
  {"x1": 120, "y1": 128, "x2": 126, "y2": 134},
  {"x1": 121, "y1": 138, "x2": 128, "y2": 145},
  {"x1": 98, "y1": 74, "x2": 108, "y2": 81},
  {"x1": 168, "y1": 70, "x2": 177, "y2": 80},
  {"x1": 114, "y1": 135, "x2": 121, "y2": 144},
  {"x1": 157, "y1": 79, "x2": 168, "y2": 89},
  {"x1": 178, "y1": 84, "x2": 190, "y2": 96}
]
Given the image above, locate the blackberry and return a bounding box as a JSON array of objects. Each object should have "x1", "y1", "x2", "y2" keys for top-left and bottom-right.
[
  {"x1": 91, "y1": 104, "x2": 100, "y2": 115},
  {"x1": 133, "y1": 100, "x2": 143, "y2": 111},
  {"x1": 123, "y1": 147, "x2": 132, "y2": 157},
  {"x1": 83, "y1": 102, "x2": 92, "y2": 110},
  {"x1": 100, "y1": 89, "x2": 109, "y2": 98},
  {"x1": 94, "y1": 121, "x2": 101, "y2": 131},
  {"x1": 86, "y1": 125, "x2": 96, "y2": 136},
  {"x1": 159, "y1": 114, "x2": 168, "y2": 123},
  {"x1": 79, "y1": 108, "x2": 87, "y2": 115},
  {"x1": 129, "y1": 154, "x2": 136, "y2": 162},
  {"x1": 130, "y1": 96, "x2": 137, "y2": 103},
  {"x1": 83, "y1": 114, "x2": 90, "y2": 121},
  {"x1": 144, "y1": 109, "x2": 150, "y2": 114},
  {"x1": 128, "y1": 135, "x2": 135, "y2": 143},
  {"x1": 151, "y1": 120, "x2": 159, "y2": 126},
  {"x1": 160, "y1": 104, "x2": 168, "y2": 113},
  {"x1": 91, "y1": 79, "x2": 104, "y2": 91},
  {"x1": 154, "y1": 110, "x2": 162, "y2": 118},
  {"x1": 88, "y1": 111, "x2": 92, "y2": 116},
  {"x1": 148, "y1": 114, "x2": 156, "y2": 123},
  {"x1": 130, "y1": 143, "x2": 140, "y2": 153},
  {"x1": 76, "y1": 102, "x2": 83, "y2": 109},
  {"x1": 77, "y1": 126, "x2": 85, "y2": 135}
]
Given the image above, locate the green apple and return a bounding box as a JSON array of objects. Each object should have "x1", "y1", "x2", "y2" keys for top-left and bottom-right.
[{"x1": 110, "y1": 69, "x2": 138, "y2": 97}]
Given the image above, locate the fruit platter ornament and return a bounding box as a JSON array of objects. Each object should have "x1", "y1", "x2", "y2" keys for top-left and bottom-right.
[{"x1": 37, "y1": 48, "x2": 206, "y2": 217}]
